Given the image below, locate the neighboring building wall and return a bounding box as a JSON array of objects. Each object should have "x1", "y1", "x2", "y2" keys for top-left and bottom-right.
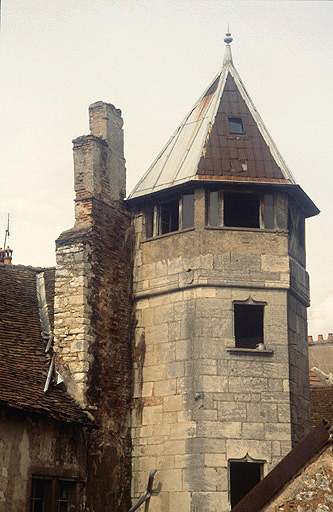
[
  {"x1": 309, "y1": 335, "x2": 333, "y2": 375},
  {"x1": 54, "y1": 102, "x2": 134, "y2": 511},
  {"x1": 0, "y1": 408, "x2": 86, "y2": 512},
  {"x1": 131, "y1": 187, "x2": 307, "y2": 512}
]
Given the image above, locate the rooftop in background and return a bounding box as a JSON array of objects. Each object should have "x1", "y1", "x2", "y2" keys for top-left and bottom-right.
[
  {"x1": 308, "y1": 333, "x2": 333, "y2": 378},
  {"x1": 128, "y1": 33, "x2": 319, "y2": 218},
  {"x1": 0, "y1": 264, "x2": 91, "y2": 425}
]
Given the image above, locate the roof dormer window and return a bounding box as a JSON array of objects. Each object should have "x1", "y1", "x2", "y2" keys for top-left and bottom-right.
[{"x1": 228, "y1": 117, "x2": 244, "y2": 134}]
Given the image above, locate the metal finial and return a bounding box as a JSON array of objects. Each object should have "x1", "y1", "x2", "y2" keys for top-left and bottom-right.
[{"x1": 224, "y1": 25, "x2": 233, "y2": 47}]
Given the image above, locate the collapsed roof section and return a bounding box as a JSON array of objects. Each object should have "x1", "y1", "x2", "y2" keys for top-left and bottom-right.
[{"x1": 128, "y1": 34, "x2": 319, "y2": 218}]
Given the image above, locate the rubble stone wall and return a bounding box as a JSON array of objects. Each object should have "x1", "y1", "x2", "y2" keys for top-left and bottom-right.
[{"x1": 0, "y1": 408, "x2": 87, "y2": 512}]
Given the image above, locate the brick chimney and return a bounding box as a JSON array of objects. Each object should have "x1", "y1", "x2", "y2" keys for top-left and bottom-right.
[{"x1": 0, "y1": 247, "x2": 13, "y2": 265}]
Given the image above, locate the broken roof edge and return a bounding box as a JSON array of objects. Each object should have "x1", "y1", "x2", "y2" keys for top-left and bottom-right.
[
  {"x1": 0, "y1": 397, "x2": 94, "y2": 427},
  {"x1": 231, "y1": 420, "x2": 331, "y2": 512}
]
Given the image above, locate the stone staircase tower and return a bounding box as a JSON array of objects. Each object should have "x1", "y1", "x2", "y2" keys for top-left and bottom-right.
[{"x1": 128, "y1": 34, "x2": 319, "y2": 511}]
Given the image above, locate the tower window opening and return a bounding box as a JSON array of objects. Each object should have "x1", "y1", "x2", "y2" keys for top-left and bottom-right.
[
  {"x1": 229, "y1": 461, "x2": 263, "y2": 508},
  {"x1": 224, "y1": 192, "x2": 260, "y2": 228},
  {"x1": 160, "y1": 199, "x2": 179, "y2": 234},
  {"x1": 228, "y1": 117, "x2": 244, "y2": 134},
  {"x1": 234, "y1": 304, "x2": 264, "y2": 349},
  {"x1": 145, "y1": 205, "x2": 154, "y2": 238},
  {"x1": 145, "y1": 194, "x2": 194, "y2": 238}
]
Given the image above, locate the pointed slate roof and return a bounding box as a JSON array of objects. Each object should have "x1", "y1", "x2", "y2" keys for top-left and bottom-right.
[{"x1": 128, "y1": 35, "x2": 318, "y2": 217}]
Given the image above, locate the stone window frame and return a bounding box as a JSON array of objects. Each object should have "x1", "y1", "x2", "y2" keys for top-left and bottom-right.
[
  {"x1": 228, "y1": 453, "x2": 266, "y2": 508},
  {"x1": 227, "y1": 297, "x2": 274, "y2": 355},
  {"x1": 205, "y1": 189, "x2": 275, "y2": 230}
]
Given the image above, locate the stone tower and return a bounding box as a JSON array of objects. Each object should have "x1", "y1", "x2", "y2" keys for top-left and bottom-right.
[{"x1": 128, "y1": 35, "x2": 319, "y2": 511}]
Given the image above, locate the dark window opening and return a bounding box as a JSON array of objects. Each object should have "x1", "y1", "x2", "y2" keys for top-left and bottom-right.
[
  {"x1": 182, "y1": 193, "x2": 194, "y2": 229},
  {"x1": 160, "y1": 199, "x2": 179, "y2": 234},
  {"x1": 224, "y1": 192, "x2": 260, "y2": 228},
  {"x1": 229, "y1": 461, "x2": 262, "y2": 508},
  {"x1": 228, "y1": 117, "x2": 244, "y2": 134},
  {"x1": 207, "y1": 190, "x2": 220, "y2": 226},
  {"x1": 30, "y1": 479, "x2": 52, "y2": 512},
  {"x1": 145, "y1": 205, "x2": 154, "y2": 238},
  {"x1": 30, "y1": 477, "x2": 78, "y2": 512},
  {"x1": 145, "y1": 194, "x2": 195, "y2": 239},
  {"x1": 57, "y1": 481, "x2": 75, "y2": 512},
  {"x1": 234, "y1": 304, "x2": 264, "y2": 349}
]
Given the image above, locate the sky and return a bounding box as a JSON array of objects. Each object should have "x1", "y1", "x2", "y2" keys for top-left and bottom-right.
[{"x1": 0, "y1": 1, "x2": 332, "y2": 337}]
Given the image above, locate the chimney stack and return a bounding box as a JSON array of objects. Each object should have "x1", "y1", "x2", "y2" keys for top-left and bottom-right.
[
  {"x1": 72, "y1": 101, "x2": 126, "y2": 225},
  {"x1": 0, "y1": 247, "x2": 13, "y2": 265}
]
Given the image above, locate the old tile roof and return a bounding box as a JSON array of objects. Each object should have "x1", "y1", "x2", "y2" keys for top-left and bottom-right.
[
  {"x1": 128, "y1": 35, "x2": 319, "y2": 218},
  {"x1": 309, "y1": 369, "x2": 324, "y2": 387},
  {"x1": 0, "y1": 264, "x2": 91, "y2": 424}
]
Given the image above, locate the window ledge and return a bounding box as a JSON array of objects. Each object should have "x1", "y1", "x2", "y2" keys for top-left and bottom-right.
[
  {"x1": 144, "y1": 227, "x2": 195, "y2": 242},
  {"x1": 204, "y1": 226, "x2": 280, "y2": 234},
  {"x1": 227, "y1": 347, "x2": 274, "y2": 356}
]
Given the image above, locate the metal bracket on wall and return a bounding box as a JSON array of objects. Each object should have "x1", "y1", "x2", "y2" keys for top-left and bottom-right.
[{"x1": 128, "y1": 468, "x2": 157, "y2": 512}]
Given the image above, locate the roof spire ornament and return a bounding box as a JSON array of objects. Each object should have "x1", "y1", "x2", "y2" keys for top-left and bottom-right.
[{"x1": 223, "y1": 25, "x2": 233, "y2": 65}]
